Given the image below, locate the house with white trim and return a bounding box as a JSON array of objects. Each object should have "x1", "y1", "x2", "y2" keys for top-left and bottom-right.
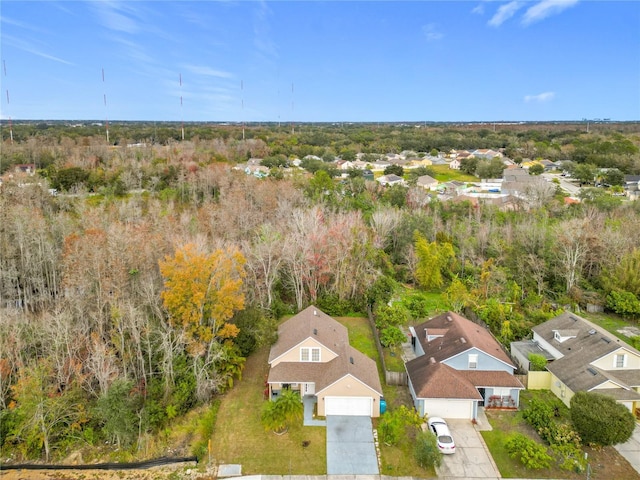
[
  {"x1": 406, "y1": 311, "x2": 524, "y2": 420},
  {"x1": 267, "y1": 306, "x2": 383, "y2": 417}
]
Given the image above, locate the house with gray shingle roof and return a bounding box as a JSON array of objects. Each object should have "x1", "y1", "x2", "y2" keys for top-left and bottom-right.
[
  {"x1": 518, "y1": 312, "x2": 640, "y2": 414},
  {"x1": 406, "y1": 311, "x2": 524, "y2": 420},
  {"x1": 267, "y1": 306, "x2": 383, "y2": 417}
]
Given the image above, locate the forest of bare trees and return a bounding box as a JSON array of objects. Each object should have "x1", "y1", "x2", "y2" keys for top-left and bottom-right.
[{"x1": 1, "y1": 123, "x2": 639, "y2": 461}]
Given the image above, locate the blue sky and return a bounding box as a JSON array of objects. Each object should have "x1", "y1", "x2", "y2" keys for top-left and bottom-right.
[{"x1": 1, "y1": 1, "x2": 639, "y2": 122}]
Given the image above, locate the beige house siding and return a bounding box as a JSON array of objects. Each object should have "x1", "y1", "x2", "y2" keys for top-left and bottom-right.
[
  {"x1": 317, "y1": 375, "x2": 381, "y2": 418},
  {"x1": 549, "y1": 372, "x2": 574, "y2": 408},
  {"x1": 591, "y1": 380, "x2": 626, "y2": 390},
  {"x1": 591, "y1": 348, "x2": 640, "y2": 371},
  {"x1": 270, "y1": 337, "x2": 338, "y2": 367},
  {"x1": 528, "y1": 371, "x2": 552, "y2": 389}
]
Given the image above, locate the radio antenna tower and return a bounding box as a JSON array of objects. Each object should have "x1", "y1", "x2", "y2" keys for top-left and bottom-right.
[
  {"x1": 102, "y1": 68, "x2": 109, "y2": 144},
  {"x1": 3, "y1": 60, "x2": 13, "y2": 144},
  {"x1": 291, "y1": 82, "x2": 295, "y2": 135},
  {"x1": 241, "y1": 80, "x2": 245, "y2": 141},
  {"x1": 179, "y1": 73, "x2": 184, "y2": 141}
]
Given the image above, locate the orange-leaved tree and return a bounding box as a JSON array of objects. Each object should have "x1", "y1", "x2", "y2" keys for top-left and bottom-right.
[{"x1": 159, "y1": 243, "x2": 246, "y2": 356}]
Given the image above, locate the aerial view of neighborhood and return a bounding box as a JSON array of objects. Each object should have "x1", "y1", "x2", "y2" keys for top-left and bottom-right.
[
  {"x1": 1, "y1": 0, "x2": 639, "y2": 479},
  {"x1": 1, "y1": 119, "x2": 639, "y2": 480}
]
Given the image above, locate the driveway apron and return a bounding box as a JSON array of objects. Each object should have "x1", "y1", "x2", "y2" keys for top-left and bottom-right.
[
  {"x1": 435, "y1": 419, "x2": 501, "y2": 479},
  {"x1": 615, "y1": 424, "x2": 640, "y2": 475},
  {"x1": 326, "y1": 415, "x2": 379, "y2": 474}
]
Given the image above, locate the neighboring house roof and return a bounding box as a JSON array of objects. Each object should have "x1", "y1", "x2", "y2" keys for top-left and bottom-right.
[
  {"x1": 417, "y1": 175, "x2": 438, "y2": 188},
  {"x1": 407, "y1": 362, "x2": 524, "y2": 400},
  {"x1": 408, "y1": 362, "x2": 483, "y2": 400},
  {"x1": 533, "y1": 312, "x2": 640, "y2": 397},
  {"x1": 377, "y1": 174, "x2": 405, "y2": 185},
  {"x1": 412, "y1": 311, "x2": 515, "y2": 368},
  {"x1": 267, "y1": 306, "x2": 382, "y2": 396}
]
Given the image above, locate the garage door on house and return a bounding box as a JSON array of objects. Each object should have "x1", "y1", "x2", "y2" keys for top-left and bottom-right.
[
  {"x1": 325, "y1": 396, "x2": 373, "y2": 416},
  {"x1": 424, "y1": 399, "x2": 474, "y2": 419}
]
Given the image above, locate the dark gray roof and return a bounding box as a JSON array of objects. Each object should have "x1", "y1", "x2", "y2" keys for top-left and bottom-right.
[
  {"x1": 533, "y1": 312, "x2": 640, "y2": 394},
  {"x1": 511, "y1": 340, "x2": 556, "y2": 361}
]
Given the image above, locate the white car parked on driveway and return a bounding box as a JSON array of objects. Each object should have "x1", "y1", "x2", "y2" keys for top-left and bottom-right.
[{"x1": 428, "y1": 417, "x2": 456, "y2": 454}]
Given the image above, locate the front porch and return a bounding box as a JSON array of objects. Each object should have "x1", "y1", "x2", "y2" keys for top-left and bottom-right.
[
  {"x1": 485, "y1": 394, "x2": 518, "y2": 410},
  {"x1": 303, "y1": 395, "x2": 325, "y2": 426}
]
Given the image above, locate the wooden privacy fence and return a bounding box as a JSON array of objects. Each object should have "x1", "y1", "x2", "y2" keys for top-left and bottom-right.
[{"x1": 367, "y1": 305, "x2": 408, "y2": 386}]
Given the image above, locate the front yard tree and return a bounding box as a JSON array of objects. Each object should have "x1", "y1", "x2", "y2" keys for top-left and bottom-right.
[
  {"x1": 261, "y1": 389, "x2": 303, "y2": 433},
  {"x1": 570, "y1": 391, "x2": 635, "y2": 446}
]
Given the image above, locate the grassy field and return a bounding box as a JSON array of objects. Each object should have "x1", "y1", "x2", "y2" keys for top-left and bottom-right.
[{"x1": 428, "y1": 164, "x2": 477, "y2": 183}]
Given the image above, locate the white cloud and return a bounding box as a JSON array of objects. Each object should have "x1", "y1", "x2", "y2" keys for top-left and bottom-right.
[
  {"x1": 522, "y1": 0, "x2": 580, "y2": 25},
  {"x1": 472, "y1": 4, "x2": 485, "y2": 15},
  {"x1": 488, "y1": 1, "x2": 525, "y2": 27},
  {"x1": 422, "y1": 23, "x2": 444, "y2": 41},
  {"x1": 2, "y1": 34, "x2": 74, "y2": 65},
  {"x1": 183, "y1": 64, "x2": 234, "y2": 79},
  {"x1": 92, "y1": 1, "x2": 141, "y2": 34},
  {"x1": 524, "y1": 91, "x2": 556, "y2": 103}
]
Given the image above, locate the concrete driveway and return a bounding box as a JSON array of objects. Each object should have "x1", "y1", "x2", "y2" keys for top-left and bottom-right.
[
  {"x1": 435, "y1": 419, "x2": 501, "y2": 479},
  {"x1": 615, "y1": 424, "x2": 640, "y2": 475},
  {"x1": 326, "y1": 415, "x2": 379, "y2": 474}
]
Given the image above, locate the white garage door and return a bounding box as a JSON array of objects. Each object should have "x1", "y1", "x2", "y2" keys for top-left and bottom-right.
[
  {"x1": 325, "y1": 396, "x2": 372, "y2": 416},
  {"x1": 424, "y1": 399, "x2": 473, "y2": 419}
]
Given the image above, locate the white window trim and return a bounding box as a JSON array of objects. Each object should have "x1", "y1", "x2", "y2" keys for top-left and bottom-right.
[
  {"x1": 300, "y1": 347, "x2": 321, "y2": 362},
  {"x1": 468, "y1": 354, "x2": 478, "y2": 369},
  {"x1": 614, "y1": 353, "x2": 627, "y2": 368}
]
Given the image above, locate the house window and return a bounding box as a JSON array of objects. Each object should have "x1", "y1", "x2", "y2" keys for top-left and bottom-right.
[
  {"x1": 468, "y1": 354, "x2": 478, "y2": 369},
  {"x1": 615, "y1": 354, "x2": 626, "y2": 368},
  {"x1": 300, "y1": 347, "x2": 321, "y2": 362}
]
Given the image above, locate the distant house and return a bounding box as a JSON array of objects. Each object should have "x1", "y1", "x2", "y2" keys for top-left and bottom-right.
[
  {"x1": 472, "y1": 149, "x2": 503, "y2": 160},
  {"x1": 501, "y1": 167, "x2": 546, "y2": 196},
  {"x1": 267, "y1": 306, "x2": 383, "y2": 417},
  {"x1": 449, "y1": 159, "x2": 461, "y2": 170},
  {"x1": 406, "y1": 312, "x2": 524, "y2": 420},
  {"x1": 539, "y1": 159, "x2": 557, "y2": 171},
  {"x1": 370, "y1": 160, "x2": 391, "y2": 172},
  {"x1": 512, "y1": 312, "x2": 640, "y2": 415},
  {"x1": 416, "y1": 175, "x2": 438, "y2": 190},
  {"x1": 377, "y1": 174, "x2": 405, "y2": 187}
]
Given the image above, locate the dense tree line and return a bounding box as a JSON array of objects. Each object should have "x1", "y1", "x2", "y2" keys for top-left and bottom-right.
[{"x1": 1, "y1": 125, "x2": 639, "y2": 461}]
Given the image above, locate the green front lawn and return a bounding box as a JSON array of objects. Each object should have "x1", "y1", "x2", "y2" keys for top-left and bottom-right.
[{"x1": 212, "y1": 346, "x2": 326, "y2": 474}]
